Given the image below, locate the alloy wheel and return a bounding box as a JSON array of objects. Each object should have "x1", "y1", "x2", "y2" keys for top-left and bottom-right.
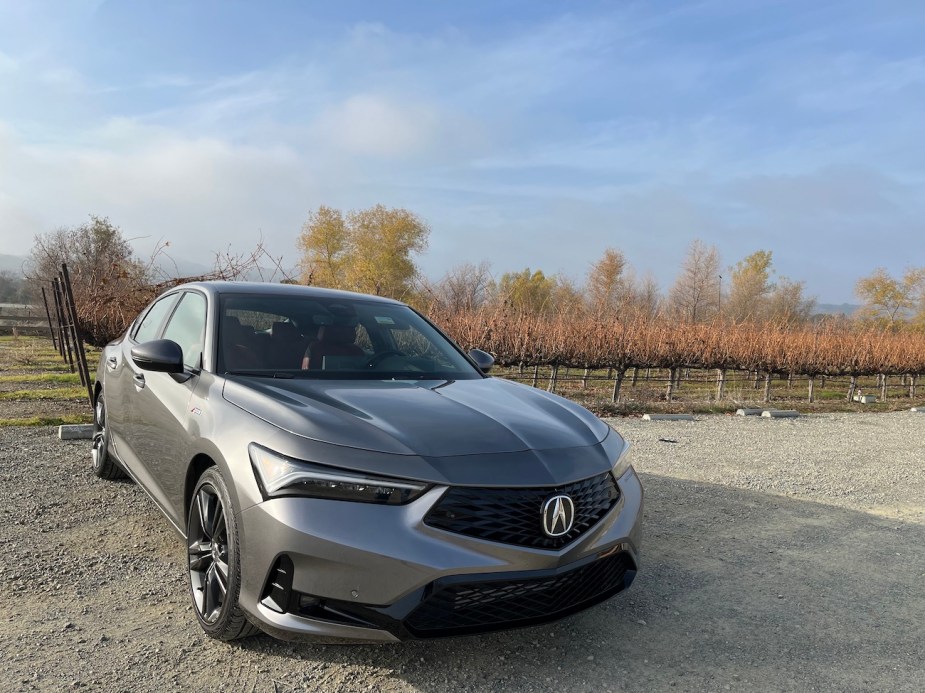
[
  {"x1": 188, "y1": 485, "x2": 230, "y2": 624},
  {"x1": 91, "y1": 398, "x2": 106, "y2": 471}
]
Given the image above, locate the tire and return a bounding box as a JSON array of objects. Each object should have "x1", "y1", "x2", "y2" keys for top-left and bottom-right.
[
  {"x1": 91, "y1": 393, "x2": 125, "y2": 480},
  {"x1": 187, "y1": 467, "x2": 259, "y2": 640}
]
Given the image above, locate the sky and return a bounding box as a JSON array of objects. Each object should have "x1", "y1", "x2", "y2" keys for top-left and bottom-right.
[{"x1": 0, "y1": 0, "x2": 923, "y2": 303}]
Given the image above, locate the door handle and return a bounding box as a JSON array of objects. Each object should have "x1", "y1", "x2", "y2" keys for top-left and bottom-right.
[
  {"x1": 106, "y1": 356, "x2": 118, "y2": 370},
  {"x1": 133, "y1": 372, "x2": 146, "y2": 389}
]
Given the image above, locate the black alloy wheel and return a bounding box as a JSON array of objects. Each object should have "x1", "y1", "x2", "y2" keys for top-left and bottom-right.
[
  {"x1": 187, "y1": 467, "x2": 258, "y2": 640},
  {"x1": 91, "y1": 393, "x2": 124, "y2": 480}
]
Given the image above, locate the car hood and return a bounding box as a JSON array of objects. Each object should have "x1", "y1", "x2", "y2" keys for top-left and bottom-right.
[{"x1": 222, "y1": 376, "x2": 611, "y2": 457}]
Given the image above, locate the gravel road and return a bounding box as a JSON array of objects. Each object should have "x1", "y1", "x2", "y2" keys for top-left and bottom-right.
[{"x1": 1, "y1": 412, "x2": 923, "y2": 692}]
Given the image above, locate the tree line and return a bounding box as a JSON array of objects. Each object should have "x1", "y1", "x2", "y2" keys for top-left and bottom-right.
[{"x1": 21, "y1": 207, "x2": 925, "y2": 350}]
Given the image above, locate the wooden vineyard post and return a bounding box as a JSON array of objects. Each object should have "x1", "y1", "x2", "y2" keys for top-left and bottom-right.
[
  {"x1": 547, "y1": 365, "x2": 559, "y2": 393},
  {"x1": 716, "y1": 369, "x2": 726, "y2": 401},
  {"x1": 611, "y1": 368, "x2": 626, "y2": 403},
  {"x1": 847, "y1": 375, "x2": 858, "y2": 401},
  {"x1": 763, "y1": 372, "x2": 772, "y2": 403},
  {"x1": 808, "y1": 375, "x2": 816, "y2": 403}
]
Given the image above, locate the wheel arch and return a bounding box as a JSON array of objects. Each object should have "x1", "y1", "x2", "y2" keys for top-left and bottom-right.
[{"x1": 185, "y1": 454, "x2": 217, "y2": 524}]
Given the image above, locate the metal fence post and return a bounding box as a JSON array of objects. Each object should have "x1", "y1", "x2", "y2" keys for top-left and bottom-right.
[{"x1": 60, "y1": 263, "x2": 94, "y2": 405}]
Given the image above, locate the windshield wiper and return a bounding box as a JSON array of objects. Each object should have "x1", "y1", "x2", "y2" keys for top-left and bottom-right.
[{"x1": 225, "y1": 370, "x2": 295, "y2": 379}]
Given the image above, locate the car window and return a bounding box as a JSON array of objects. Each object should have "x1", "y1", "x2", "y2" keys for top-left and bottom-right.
[
  {"x1": 134, "y1": 294, "x2": 180, "y2": 343},
  {"x1": 386, "y1": 323, "x2": 455, "y2": 366},
  {"x1": 218, "y1": 294, "x2": 481, "y2": 380},
  {"x1": 162, "y1": 292, "x2": 207, "y2": 368}
]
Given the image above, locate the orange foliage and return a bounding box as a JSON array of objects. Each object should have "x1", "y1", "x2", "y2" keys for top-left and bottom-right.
[{"x1": 430, "y1": 308, "x2": 925, "y2": 377}]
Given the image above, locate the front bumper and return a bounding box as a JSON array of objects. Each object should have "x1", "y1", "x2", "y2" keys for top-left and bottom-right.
[{"x1": 237, "y1": 467, "x2": 644, "y2": 642}]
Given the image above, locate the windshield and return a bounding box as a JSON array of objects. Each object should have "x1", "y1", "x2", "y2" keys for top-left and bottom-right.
[{"x1": 217, "y1": 294, "x2": 482, "y2": 380}]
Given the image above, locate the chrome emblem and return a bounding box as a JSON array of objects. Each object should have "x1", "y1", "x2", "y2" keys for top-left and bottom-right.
[{"x1": 541, "y1": 494, "x2": 575, "y2": 537}]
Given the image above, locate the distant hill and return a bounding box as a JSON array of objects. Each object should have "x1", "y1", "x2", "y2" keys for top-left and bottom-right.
[
  {"x1": 814, "y1": 303, "x2": 860, "y2": 317},
  {"x1": 0, "y1": 254, "x2": 29, "y2": 276}
]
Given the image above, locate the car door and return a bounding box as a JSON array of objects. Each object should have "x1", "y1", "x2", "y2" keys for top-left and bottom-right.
[
  {"x1": 126, "y1": 290, "x2": 208, "y2": 527},
  {"x1": 109, "y1": 292, "x2": 180, "y2": 464}
]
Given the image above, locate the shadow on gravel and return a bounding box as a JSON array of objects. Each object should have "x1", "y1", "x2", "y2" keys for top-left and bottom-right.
[{"x1": 234, "y1": 472, "x2": 925, "y2": 692}]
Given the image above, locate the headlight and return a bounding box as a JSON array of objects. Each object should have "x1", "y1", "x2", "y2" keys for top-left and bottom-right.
[
  {"x1": 612, "y1": 441, "x2": 633, "y2": 479},
  {"x1": 248, "y1": 444, "x2": 430, "y2": 504}
]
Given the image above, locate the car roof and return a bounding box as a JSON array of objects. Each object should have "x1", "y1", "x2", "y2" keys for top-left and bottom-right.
[{"x1": 170, "y1": 281, "x2": 406, "y2": 306}]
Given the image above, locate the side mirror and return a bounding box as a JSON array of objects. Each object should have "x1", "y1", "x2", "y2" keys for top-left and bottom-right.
[
  {"x1": 131, "y1": 339, "x2": 185, "y2": 374},
  {"x1": 468, "y1": 348, "x2": 494, "y2": 373}
]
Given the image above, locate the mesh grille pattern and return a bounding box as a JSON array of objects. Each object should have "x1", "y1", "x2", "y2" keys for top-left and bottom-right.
[
  {"x1": 406, "y1": 552, "x2": 632, "y2": 635},
  {"x1": 424, "y1": 472, "x2": 619, "y2": 549}
]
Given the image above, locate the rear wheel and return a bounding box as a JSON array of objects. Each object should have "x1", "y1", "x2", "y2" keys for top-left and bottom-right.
[
  {"x1": 91, "y1": 393, "x2": 125, "y2": 480},
  {"x1": 187, "y1": 467, "x2": 259, "y2": 640}
]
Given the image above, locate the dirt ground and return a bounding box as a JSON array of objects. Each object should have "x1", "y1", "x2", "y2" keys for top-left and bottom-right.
[{"x1": 1, "y1": 413, "x2": 923, "y2": 692}]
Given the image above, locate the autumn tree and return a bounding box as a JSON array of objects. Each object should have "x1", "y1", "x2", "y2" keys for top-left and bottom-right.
[
  {"x1": 766, "y1": 278, "x2": 815, "y2": 325},
  {"x1": 297, "y1": 204, "x2": 430, "y2": 299},
  {"x1": 585, "y1": 248, "x2": 629, "y2": 315},
  {"x1": 726, "y1": 250, "x2": 773, "y2": 322},
  {"x1": 855, "y1": 267, "x2": 925, "y2": 328},
  {"x1": 550, "y1": 275, "x2": 585, "y2": 315},
  {"x1": 667, "y1": 239, "x2": 721, "y2": 323},
  {"x1": 494, "y1": 268, "x2": 558, "y2": 314},
  {"x1": 297, "y1": 206, "x2": 347, "y2": 288}
]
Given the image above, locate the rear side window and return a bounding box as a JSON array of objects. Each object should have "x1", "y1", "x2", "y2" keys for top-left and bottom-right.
[
  {"x1": 162, "y1": 292, "x2": 207, "y2": 368},
  {"x1": 134, "y1": 294, "x2": 180, "y2": 343}
]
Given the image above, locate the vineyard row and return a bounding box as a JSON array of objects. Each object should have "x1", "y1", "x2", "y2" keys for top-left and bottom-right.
[{"x1": 432, "y1": 310, "x2": 925, "y2": 401}]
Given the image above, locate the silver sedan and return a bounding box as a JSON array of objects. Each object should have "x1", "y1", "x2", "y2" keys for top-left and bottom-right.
[{"x1": 92, "y1": 281, "x2": 643, "y2": 642}]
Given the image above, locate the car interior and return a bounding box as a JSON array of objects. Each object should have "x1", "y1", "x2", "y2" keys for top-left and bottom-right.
[{"x1": 216, "y1": 296, "x2": 472, "y2": 378}]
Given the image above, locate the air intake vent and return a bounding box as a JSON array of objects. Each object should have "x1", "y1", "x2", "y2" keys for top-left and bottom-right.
[{"x1": 260, "y1": 555, "x2": 294, "y2": 613}]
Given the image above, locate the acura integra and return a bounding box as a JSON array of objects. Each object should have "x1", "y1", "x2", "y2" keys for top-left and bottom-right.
[{"x1": 91, "y1": 281, "x2": 643, "y2": 642}]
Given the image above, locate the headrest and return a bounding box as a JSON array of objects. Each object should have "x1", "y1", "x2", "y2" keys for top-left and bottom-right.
[
  {"x1": 318, "y1": 324, "x2": 356, "y2": 345},
  {"x1": 223, "y1": 316, "x2": 249, "y2": 341}
]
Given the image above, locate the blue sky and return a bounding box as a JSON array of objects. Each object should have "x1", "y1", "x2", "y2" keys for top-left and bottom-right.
[{"x1": 0, "y1": 0, "x2": 923, "y2": 301}]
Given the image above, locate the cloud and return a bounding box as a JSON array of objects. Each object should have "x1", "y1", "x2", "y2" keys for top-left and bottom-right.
[
  {"x1": 0, "y1": 3, "x2": 923, "y2": 303},
  {"x1": 0, "y1": 119, "x2": 309, "y2": 260},
  {"x1": 310, "y1": 94, "x2": 441, "y2": 159}
]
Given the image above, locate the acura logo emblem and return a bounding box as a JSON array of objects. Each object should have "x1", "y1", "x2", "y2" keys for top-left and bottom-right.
[{"x1": 541, "y1": 494, "x2": 575, "y2": 537}]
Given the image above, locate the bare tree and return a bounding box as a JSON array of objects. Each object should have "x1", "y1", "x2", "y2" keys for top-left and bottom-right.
[
  {"x1": 667, "y1": 239, "x2": 721, "y2": 323},
  {"x1": 631, "y1": 272, "x2": 662, "y2": 318},
  {"x1": 433, "y1": 261, "x2": 494, "y2": 313}
]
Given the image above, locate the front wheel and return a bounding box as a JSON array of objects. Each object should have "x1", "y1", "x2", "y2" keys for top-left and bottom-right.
[
  {"x1": 187, "y1": 467, "x2": 259, "y2": 640},
  {"x1": 91, "y1": 393, "x2": 125, "y2": 480}
]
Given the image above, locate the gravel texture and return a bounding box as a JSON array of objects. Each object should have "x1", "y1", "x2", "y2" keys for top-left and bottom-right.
[{"x1": 1, "y1": 412, "x2": 924, "y2": 692}]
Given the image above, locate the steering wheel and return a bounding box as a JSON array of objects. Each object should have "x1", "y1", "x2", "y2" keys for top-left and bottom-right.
[{"x1": 365, "y1": 350, "x2": 404, "y2": 368}]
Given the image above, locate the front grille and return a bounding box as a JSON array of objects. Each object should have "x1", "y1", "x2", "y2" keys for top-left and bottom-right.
[
  {"x1": 405, "y1": 551, "x2": 634, "y2": 636},
  {"x1": 424, "y1": 472, "x2": 620, "y2": 549}
]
